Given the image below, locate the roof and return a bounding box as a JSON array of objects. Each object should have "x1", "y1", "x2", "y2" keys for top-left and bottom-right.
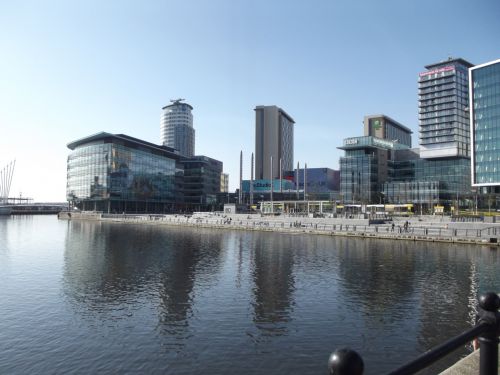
[
  {"x1": 254, "y1": 105, "x2": 295, "y2": 123},
  {"x1": 425, "y1": 57, "x2": 474, "y2": 70},
  {"x1": 161, "y1": 100, "x2": 193, "y2": 111},
  {"x1": 67, "y1": 132, "x2": 180, "y2": 159},
  {"x1": 364, "y1": 114, "x2": 413, "y2": 134}
]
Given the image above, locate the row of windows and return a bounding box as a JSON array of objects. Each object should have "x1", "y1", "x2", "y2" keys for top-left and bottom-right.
[
  {"x1": 419, "y1": 82, "x2": 458, "y2": 95},
  {"x1": 419, "y1": 108, "x2": 464, "y2": 120},
  {"x1": 419, "y1": 101, "x2": 458, "y2": 112},
  {"x1": 419, "y1": 89, "x2": 456, "y2": 101}
]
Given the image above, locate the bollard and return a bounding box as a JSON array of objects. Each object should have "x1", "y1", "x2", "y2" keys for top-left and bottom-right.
[
  {"x1": 328, "y1": 348, "x2": 364, "y2": 375},
  {"x1": 477, "y1": 292, "x2": 500, "y2": 375}
]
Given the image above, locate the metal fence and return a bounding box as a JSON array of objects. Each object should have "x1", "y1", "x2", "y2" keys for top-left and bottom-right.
[{"x1": 328, "y1": 293, "x2": 500, "y2": 375}]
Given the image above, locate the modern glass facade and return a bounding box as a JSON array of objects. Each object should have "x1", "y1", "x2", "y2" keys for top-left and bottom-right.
[
  {"x1": 385, "y1": 151, "x2": 471, "y2": 209},
  {"x1": 160, "y1": 99, "x2": 195, "y2": 158},
  {"x1": 470, "y1": 59, "x2": 500, "y2": 186},
  {"x1": 338, "y1": 134, "x2": 471, "y2": 209},
  {"x1": 418, "y1": 58, "x2": 473, "y2": 158},
  {"x1": 338, "y1": 136, "x2": 407, "y2": 204},
  {"x1": 340, "y1": 150, "x2": 379, "y2": 203},
  {"x1": 182, "y1": 155, "x2": 223, "y2": 207},
  {"x1": 67, "y1": 133, "x2": 181, "y2": 213}
]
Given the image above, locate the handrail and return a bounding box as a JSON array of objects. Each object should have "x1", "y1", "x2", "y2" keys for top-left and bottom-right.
[
  {"x1": 387, "y1": 323, "x2": 489, "y2": 375},
  {"x1": 328, "y1": 292, "x2": 500, "y2": 375}
]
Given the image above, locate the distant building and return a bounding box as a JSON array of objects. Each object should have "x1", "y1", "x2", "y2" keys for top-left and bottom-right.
[
  {"x1": 66, "y1": 132, "x2": 182, "y2": 213},
  {"x1": 283, "y1": 167, "x2": 340, "y2": 199},
  {"x1": 255, "y1": 105, "x2": 295, "y2": 180},
  {"x1": 182, "y1": 155, "x2": 223, "y2": 209},
  {"x1": 160, "y1": 99, "x2": 195, "y2": 157},
  {"x1": 220, "y1": 173, "x2": 229, "y2": 193},
  {"x1": 470, "y1": 59, "x2": 500, "y2": 187},
  {"x1": 418, "y1": 58, "x2": 474, "y2": 159},
  {"x1": 363, "y1": 114, "x2": 412, "y2": 147}
]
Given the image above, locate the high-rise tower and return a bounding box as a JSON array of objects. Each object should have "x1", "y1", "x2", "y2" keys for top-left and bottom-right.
[
  {"x1": 160, "y1": 99, "x2": 195, "y2": 157},
  {"x1": 418, "y1": 58, "x2": 474, "y2": 158},
  {"x1": 254, "y1": 105, "x2": 295, "y2": 180}
]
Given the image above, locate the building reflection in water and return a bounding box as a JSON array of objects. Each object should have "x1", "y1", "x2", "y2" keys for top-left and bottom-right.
[
  {"x1": 336, "y1": 237, "x2": 418, "y2": 323},
  {"x1": 155, "y1": 227, "x2": 225, "y2": 341},
  {"x1": 249, "y1": 233, "x2": 295, "y2": 338},
  {"x1": 62, "y1": 220, "x2": 225, "y2": 351}
]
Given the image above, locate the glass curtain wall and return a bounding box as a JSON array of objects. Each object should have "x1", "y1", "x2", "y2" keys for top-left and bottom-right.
[{"x1": 67, "y1": 143, "x2": 177, "y2": 213}]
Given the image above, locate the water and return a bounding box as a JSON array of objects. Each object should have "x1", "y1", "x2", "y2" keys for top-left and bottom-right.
[{"x1": 1, "y1": 215, "x2": 499, "y2": 374}]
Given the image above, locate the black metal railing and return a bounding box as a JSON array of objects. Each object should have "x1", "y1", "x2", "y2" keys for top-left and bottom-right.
[{"x1": 328, "y1": 292, "x2": 500, "y2": 375}]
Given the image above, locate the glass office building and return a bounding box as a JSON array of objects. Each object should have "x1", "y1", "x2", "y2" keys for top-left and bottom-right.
[
  {"x1": 67, "y1": 132, "x2": 182, "y2": 213},
  {"x1": 338, "y1": 136, "x2": 471, "y2": 209},
  {"x1": 182, "y1": 155, "x2": 223, "y2": 208},
  {"x1": 384, "y1": 148, "x2": 471, "y2": 210},
  {"x1": 470, "y1": 59, "x2": 500, "y2": 187},
  {"x1": 339, "y1": 136, "x2": 408, "y2": 203}
]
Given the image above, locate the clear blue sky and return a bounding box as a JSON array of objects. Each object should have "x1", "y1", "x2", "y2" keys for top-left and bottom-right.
[{"x1": 1, "y1": 0, "x2": 499, "y2": 202}]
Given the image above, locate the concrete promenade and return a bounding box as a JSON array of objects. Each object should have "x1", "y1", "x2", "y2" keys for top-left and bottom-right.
[{"x1": 59, "y1": 211, "x2": 500, "y2": 246}]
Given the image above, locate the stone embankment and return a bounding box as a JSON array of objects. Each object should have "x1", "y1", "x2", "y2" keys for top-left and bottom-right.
[{"x1": 59, "y1": 211, "x2": 500, "y2": 246}]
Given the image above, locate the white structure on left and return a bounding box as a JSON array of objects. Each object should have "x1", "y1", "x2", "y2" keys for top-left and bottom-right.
[
  {"x1": 160, "y1": 99, "x2": 195, "y2": 158},
  {"x1": 0, "y1": 160, "x2": 15, "y2": 203}
]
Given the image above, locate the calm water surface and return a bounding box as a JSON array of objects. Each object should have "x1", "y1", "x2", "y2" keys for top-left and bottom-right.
[{"x1": 1, "y1": 215, "x2": 500, "y2": 374}]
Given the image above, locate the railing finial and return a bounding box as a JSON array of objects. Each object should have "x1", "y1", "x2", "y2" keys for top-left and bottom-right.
[
  {"x1": 328, "y1": 348, "x2": 364, "y2": 375},
  {"x1": 479, "y1": 292, "x2": 500, "y2": 312}
]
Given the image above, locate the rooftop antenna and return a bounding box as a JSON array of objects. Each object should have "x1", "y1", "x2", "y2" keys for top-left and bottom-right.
[{"x1": 170, "y1": 98, "x2": 185, "y2": 105}]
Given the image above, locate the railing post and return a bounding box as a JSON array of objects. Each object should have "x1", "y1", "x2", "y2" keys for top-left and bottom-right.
[
  {"x1": 477, "y1": 292, "x2": 500, "y2": 375},
  {"x1": 328, "y1": 348, "x2": 364, "y2": 375}
]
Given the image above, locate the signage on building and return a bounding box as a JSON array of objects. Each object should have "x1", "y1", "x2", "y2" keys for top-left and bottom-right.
[
  {"x1": 344, "y1": 138, "x2": 359, "y2": 145},
  {"x1": 241, "y1": 179, "x2": 295, "y2": 193},
  {"x1": 419, "y1": 65, "x2": 455, "y2": 77},
  {"x1": 373, "y1": 138, "x2": 393, "y2": 149}
]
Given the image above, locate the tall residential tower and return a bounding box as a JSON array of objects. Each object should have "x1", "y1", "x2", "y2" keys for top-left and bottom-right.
[
  {"x1": 254, "y1": 105, "x2": 295, "y2": 180},
  {"x1": 418, "y1": 58, "x2": 474, "y2": 158},
  {"x1": 160, "y1": 99, "x2": 195, "y2": 158}
]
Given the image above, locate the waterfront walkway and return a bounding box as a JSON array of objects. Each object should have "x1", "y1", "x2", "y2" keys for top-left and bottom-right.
[{"x1": 60, "y1": 211, "x2": 500, "y2": 246}]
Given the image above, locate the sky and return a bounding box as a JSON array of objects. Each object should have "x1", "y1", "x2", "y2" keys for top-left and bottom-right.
[{"x1": 0, "y1": 0, "x2": 499, "y2": 202}]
